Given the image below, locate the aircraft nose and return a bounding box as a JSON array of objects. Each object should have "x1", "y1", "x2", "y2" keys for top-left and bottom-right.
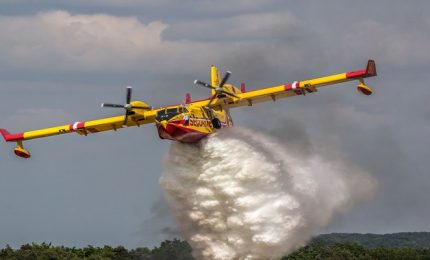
[
  {"x1": 160, "y1": 120, "x2": 168, "y2": 129},
  {"x1": 159, "y1": 120, "x2": 176, "y2": 135}
]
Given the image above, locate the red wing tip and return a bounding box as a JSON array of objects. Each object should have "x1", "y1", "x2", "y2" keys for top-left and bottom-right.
[
  {"x1": 0, "y1": 128, "x2": 11, "y2": 141},
  {"x1": 0, "y1": 128, "x2": 24, "y2": 142},
  {"x1": 346, "y1": 59, "x2": 377, "y2": 79}
]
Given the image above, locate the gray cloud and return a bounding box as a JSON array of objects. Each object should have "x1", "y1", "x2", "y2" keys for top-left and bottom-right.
[
  {"x1": 0, "y1": 11, "x2": 167, "y2": 72},
  {"x1": 0, "y1": 0, "x2": 429, "y2": 250}
]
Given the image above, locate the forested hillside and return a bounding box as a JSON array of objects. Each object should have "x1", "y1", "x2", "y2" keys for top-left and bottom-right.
[
  {"x1": 312, "y1": 232, "x2": 430, "y2": 248},
  {"x1": 1, "y1": 233, "x2": 430, "y2": 259},
  {"x1": 283, "y1": 242, "x2": 430, "y2": 260}
]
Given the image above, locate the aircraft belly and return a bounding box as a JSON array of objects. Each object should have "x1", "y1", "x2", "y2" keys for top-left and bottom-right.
[{"x1": 156, "y1": 123, "x2": 210, "y2": 143}]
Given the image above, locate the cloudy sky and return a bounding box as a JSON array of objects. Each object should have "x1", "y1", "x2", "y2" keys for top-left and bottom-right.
[{"x1": 0, "y1": 0, "x2": 429, "y2": 249}]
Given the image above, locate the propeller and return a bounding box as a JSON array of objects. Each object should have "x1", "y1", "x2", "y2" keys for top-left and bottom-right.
[
  {"x1": 101, "y1": 86, "x2": 150, "y2": 125},
  {"x1": 194, "y1": 71, "x2": 239, "y2": 107}
]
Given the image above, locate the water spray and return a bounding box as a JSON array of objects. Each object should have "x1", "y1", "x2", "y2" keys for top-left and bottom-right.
[{"x1": 160, "y1": 127, "x2": 376, "y2": 259}]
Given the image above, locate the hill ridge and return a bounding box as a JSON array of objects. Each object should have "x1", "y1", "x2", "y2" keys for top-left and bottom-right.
[{"x1": 312, "y1": 232, "x2": 430, "y2": 248}]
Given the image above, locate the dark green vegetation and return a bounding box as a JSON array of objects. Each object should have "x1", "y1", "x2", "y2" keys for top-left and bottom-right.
[
  {"x1": 283, "y1": 243, "x2": 430, "y2": 260},
  {"x1": 311, "y1": 232, "x2": 430, "y2": 248},
  {"x1": 0, "y1": 239, "x2": 193, "y2": 260},
  {"x1": 1, "y1": 233, "x2": 430, "y2": 259}
]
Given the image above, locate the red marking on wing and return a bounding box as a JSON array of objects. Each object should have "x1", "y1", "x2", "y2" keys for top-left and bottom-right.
[
  {"x1": 69, "y1": 122, "x2": 85, "y2": 131},
  {"x1": 284, "y1": 81, "x2": 300, "y2": 92},
  {"x1": 0, "y1": 128, "x2": 11, "y2": 140},
  {"x1": 0, "y1": 129, "x2": 24, "y2": 142},
  {"x1": 346, "y1": 60, "x2": 377, "y2": 79},
  {"x1": 346, "y1": 69, "x2": 366, "y2": 79},
  {"x1": 284, "y1": 83, "x2": 293, "y2": 91}
]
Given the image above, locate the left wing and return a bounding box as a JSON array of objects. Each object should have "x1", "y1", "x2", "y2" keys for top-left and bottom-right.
[
  {"x1": 1, "y1": 109, "x2": 158, "y2": 158},
  {"x1": 194, "y1": 60, "x2": 376, "y2": 109}
]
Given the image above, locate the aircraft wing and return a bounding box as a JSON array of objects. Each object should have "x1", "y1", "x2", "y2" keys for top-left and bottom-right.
[
  {"x1": 0, "y1": 109, "x2": 158, "y2": 157},
  {"x1": 198, "y1": 60, "x2": 377, "y2": 109}
]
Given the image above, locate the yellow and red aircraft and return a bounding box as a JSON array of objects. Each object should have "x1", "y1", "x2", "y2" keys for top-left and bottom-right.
[{"x1": 1, "y1": 60, "x2": 377, "y2": 159}]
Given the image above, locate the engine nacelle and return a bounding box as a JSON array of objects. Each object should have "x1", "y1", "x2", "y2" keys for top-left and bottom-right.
[{"x1": 14, "y1": 146, "x2": 31, "y2": 158}]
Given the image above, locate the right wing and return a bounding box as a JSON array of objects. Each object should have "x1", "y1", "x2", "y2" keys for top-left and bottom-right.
[{"x1": 193, "y1": 60, "x2": 377, "y2": 109}]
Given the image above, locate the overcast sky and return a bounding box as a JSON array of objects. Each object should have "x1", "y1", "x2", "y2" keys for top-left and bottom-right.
[{"x1": 0, "y1": 0, "x2": 429, "y2": 249}]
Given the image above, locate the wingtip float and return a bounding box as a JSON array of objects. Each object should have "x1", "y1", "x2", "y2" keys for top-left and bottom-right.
[{"x1": 1, "y1": 59, "x2": 377, "y2": 159}]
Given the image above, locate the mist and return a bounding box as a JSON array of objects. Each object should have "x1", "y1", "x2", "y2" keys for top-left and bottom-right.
[{"x1": 160, "y1": 127, "x2": 376, "y2": 259}]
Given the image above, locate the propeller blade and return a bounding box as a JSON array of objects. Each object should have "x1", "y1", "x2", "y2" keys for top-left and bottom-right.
[
  {"x1": 207, "y1": 94, "x2": 217, "y2": 107},
  {"x1": 102, "y1": 103, "x2": 125, "y2": 108},
  {"x1": 131, "y1": 105, "x2": 151, "y2": 110},
  {"x1": 194, "y1": 80, "x2": 216, "y2": 90},
  {"x1": 124, "y1": 113, "x2": 129, "y2": 126},
  {"x1": 218, "y1": 71, "x2": 231, "y2": 88},
  {"x1": 126, "y1": 86, "x2": 132, "y2": 104}
]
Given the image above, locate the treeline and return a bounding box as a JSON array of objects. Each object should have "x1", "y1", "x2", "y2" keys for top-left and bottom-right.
[
  {"x1": 283, "y1": 242, "x2": 430, "y2": 260},
  {"x1": 312, "y1": 232, "x2": 430, "y2": 248},
  {"x1": 2, "y1": 233, "x2": 430, "y2": 259},
  {"x1": 2, "y1": 241, "x2": 430, "y2": 260},
  {"x1": 0, "y1": 239, "x2": 193, "y2": 260}
]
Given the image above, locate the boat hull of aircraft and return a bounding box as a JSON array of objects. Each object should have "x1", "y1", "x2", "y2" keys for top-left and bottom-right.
[{"x1": 156, "y1": 122, "x2": 210, "y2": 143}]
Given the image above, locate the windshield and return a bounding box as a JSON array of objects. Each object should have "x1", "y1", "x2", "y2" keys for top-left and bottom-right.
[{"x1": 156, "y1": 107, "x2": 188, "y2": 121}]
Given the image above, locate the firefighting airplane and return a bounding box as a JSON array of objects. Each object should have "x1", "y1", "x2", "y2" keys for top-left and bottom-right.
[{"x1": 1, "y1": 60, "x2": 376, "y2": 158}]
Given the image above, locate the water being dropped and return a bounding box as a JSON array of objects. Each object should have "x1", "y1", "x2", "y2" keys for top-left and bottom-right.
[{"x1": 160, "y1": 127, "x2": 376, "y2": 260}]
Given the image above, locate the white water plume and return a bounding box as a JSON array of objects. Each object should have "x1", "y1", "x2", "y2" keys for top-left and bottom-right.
[{"x1": 160, "y1": 127, "x2": 376, "y2": 260}]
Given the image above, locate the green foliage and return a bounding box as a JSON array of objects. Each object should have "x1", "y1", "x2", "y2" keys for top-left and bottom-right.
[
  {"x1": 0, "y1": 240, "x2": 192, "y2": 260},
  {"x1": 2, "y1": 233, "x2": 430, "y2": 259},
  {"x1": 284, "y1": 243, "x2": 430, "y2": 260},
  {"x1": 150, "y1": 239, "x2": 194, "y2": 260},
  {"x1": 312, "y1": 232, "x2": 430, "y2": 248}
]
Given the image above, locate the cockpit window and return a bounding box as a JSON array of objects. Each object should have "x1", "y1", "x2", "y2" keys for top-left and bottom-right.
[
  {"x1": 166, "y1": 108, "x2": 178, "y2": 113},
  {"x1": 156, "y1": 107, "x2": 188, "y2": 121}
]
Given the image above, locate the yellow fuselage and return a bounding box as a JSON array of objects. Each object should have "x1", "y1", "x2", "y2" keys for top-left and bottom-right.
[{"x1": 155, "y1": 104, "x2": 233, "y2": 143}]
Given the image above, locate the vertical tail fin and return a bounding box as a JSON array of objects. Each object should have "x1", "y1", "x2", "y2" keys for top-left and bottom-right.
[{"x1": 210, "y1": 65, "x2": 220, "y2": 96}]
